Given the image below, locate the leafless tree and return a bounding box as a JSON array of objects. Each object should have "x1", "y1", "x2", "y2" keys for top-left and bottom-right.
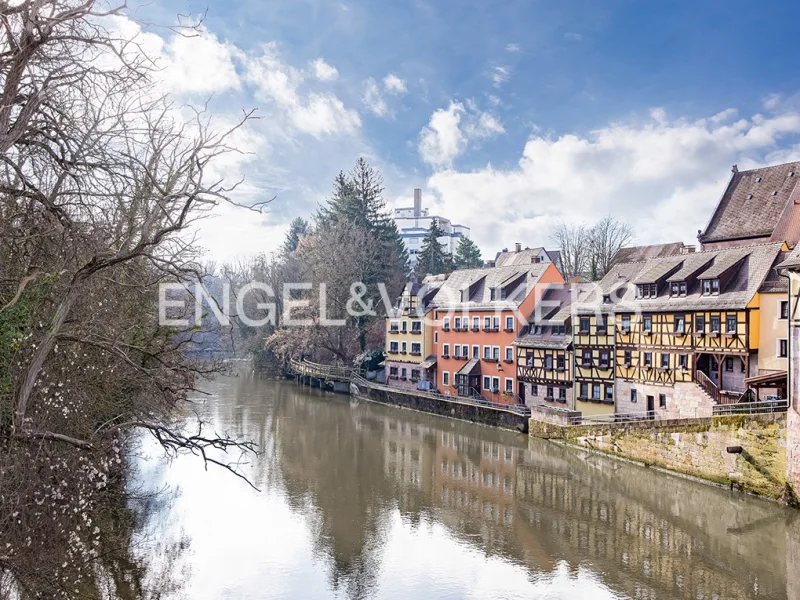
[
  {"x1": 551, "y1": 222, "x2": 589, "y2": 279},
  {"x1": 588, "y1": 215, "x2": 635, "y2": 280}
]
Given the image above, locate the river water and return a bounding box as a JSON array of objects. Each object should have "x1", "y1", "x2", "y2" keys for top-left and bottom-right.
[{"x1": 137, "y1": 367, "x2": 800, "y2": 600}]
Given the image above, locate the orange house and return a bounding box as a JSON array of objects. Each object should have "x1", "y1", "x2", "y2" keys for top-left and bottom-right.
[{"x1": 429, "y1": 262, "x2": 564, "y2": 403}]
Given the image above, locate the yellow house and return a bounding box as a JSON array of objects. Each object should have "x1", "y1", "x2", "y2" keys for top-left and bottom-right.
[
  {"x1": 751, "y1": 251, "x2": 790, "y2": 375},
  {"x1": 385, "y1": 278, "x2": 444, "y2": 390}
]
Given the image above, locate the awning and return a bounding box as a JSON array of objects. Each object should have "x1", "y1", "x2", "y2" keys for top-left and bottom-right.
[
  {"x1": 419, "y1": 354, "x2": 437, "y2": 369},
  {"x1": 456, "y1": 357, "x2": 481, "y2": 376},
  {"x1": 744, "y1": 371, "x2": 787, "y2": 388}
]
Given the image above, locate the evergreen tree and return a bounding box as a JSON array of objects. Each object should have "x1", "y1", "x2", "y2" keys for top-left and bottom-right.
[
  {"x1": 453, "y1": 236, "x2": 483, "y2": 269},
  {"x1": 414, "y1": 219, "x2": 454, "y2": 277},
  {"x1": 282, "y1": 217, "x2": 308, "y2": 254}
]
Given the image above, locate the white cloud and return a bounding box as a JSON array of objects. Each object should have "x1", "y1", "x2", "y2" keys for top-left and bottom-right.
[
  {"x1": 310, "y1": 58, "x2": 339, "y2": 81},
  {"x1": 763, "y1": 93, "x2": 782, "y2": 111},
  {"x1": 363, "y1": 78, "x2": 390, "y2": 116},
  {"x1": 244, "y1": 44, "x2": 361, "y2": 137},
  {"x1": 163, "y1": 30, "x2": 241, "y2": 95},
  {"x1": 383, "y1": 73, "x2": 407, "y2": 94},
  {"x1": 418, "y1": 102, "x2": 505, "y2": 168},
  {"x1": 505, "y1": 43, "x2": 521, "y2": 53},
  {"x1": 565, "y1": 32, "x2": 583, "y2": 41},
  {"x1": 491, "y1": 66, "x2": 510, "y2": 88},
  {"x1": 425, "y1": 108, "x2": 800, "y2": 256}
]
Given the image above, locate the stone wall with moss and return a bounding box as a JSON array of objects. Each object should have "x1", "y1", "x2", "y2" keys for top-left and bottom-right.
[{"x1": 529, "y1": 413, "x2": 795, "y2": 503}]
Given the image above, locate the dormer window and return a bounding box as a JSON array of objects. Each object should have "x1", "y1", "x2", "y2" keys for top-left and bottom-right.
[
  {"x1": 670, "y1": 281, "x2": 687, "y2": 297},
  {"x1": 701, "y1": 279, "x2": 720, "y2": 296},
  {"x1": 636, "y1": 283, "x2": 658, "y2": 299}
]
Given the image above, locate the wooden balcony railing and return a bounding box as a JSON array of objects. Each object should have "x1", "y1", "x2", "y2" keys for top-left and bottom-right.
[{"x1": 695, "y1": 370, "x2": 719, "y2": 403}]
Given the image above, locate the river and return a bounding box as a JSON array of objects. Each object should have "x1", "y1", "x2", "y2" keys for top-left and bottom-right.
[{"x1": 136, "y1": 366, "x2": 800, "y2": 600}]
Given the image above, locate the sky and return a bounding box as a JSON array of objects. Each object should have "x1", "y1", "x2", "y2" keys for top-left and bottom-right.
[{"x1": 127, "y1": 0, "x2": 800, "y2": 263}]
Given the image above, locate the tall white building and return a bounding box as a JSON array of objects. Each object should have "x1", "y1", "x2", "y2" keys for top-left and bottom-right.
[{"x1": 393, "y1": 189, "x2": 470, "y2": 265}]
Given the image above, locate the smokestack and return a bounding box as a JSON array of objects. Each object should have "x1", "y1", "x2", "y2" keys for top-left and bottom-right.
[
  {"x1": 515, "y1": 242, "x2": 522, "y2": 253},
  {"x1": 413, "y1": 188, "x2": 422, "y2": 217}
]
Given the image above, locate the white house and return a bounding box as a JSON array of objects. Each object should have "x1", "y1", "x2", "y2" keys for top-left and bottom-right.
[{"x1": 393, "y1": 189, "x2": 470, "y2": 265}]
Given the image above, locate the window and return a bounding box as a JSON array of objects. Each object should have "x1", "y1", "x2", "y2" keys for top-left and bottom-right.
[
  {"x1": 484, "y1": 316, "x2": 492, "y2": 329},
  {"x1": 559, "y1": 388, "x2": 567, "y2": 401},
  {"x1": 443, "y1": 317, "x2": 450, "y2": 330},
  {"x1": 592, "y1": 384, "x2": 601, "y2": 400},
  {"x1": 482, "y1": 376, "x2": 491, "y2": 390},
  {"x1": 390, "y1": 342, "x2": 399, "y2": 353},
  {"x1": 710, "y1": 315, "x2": 720, "y2": 333},
  {"x1": 725, "y1": 357, "x2": 733, "y2": 372},
  {"x1": 411, "y1": 369, "x2": 420, "y2": 381},
  {"x1": 454, "y1": 345, "x2": 461, "y2": 359},
  {"x1": 557, "y1": 355, "x2": 565, "y2": 370},
  {"x1": 679, "y1": 354, "x2": 689, "y2": 370},
  {"x1": 726, "y1": 315, "x2": 737, "y2": 333},
  {"x1": 643, "y1": 315, "x2": 652, "y2": 332},
  {"x1": 695, "y1": 315, "x2": 705, "y2": 333},
  {"x1": 442, "y1": 372, "x2": 450, "y2": 386},
  {"x1": 599, "y1": 351, "x2": 610, "y2": 367},
  {"x1": 605, "y1": 384, "x2": 613, "y2": 401},
  {"x1": 401, "y1": 321, "x2": 407, "y2": 332},
  {"x1": 779, "y1": 338, "x2": 788, "y2": 358},
  {"x1": 473, "y1": 345, "x2": 480, "y2": 358},
  {"x1": 702, "y1": 279, "x2": 720, "y2": 295},
  {"x1": 712, "y1": 279, "x2": 720, "y2": 294},
  {"x1": 545, "y1": 355, "x2": 553, "y2": 370},
  {"x1": 493, "y1": 316, "x2": 500, "y2": 330},
  {"x1": 462, "y1": 345, "x2": 468, "y2": 358},
  {"x1": 472, "y1": 316, "x2": 480, "y2": 330},
  {"x1": 532, "y1": 384, "x2": 538, "y2": 396},
  {"x1": 702, "y1": 280, "x2": 711, "y2": 295},
  {"x1": 546, "y1": 386, "x2": 554, "y2": 399},
  {"x1": 390, "y1": 321, "x2": 399, "y2": 332},
  {"x1": 554, "y1": 324, "x2": 566, "y2": 335},
  {"x1": 659, "y1": 394, "x2": 667, "y2": 408},
  {"x1": 624, "y1": 350, "x2": 632, "y2": 365},
  {"x1": 661, "y1": 353, "x2": 670, "y2": 369},
  {"x1": 492, "y1": 346, "x2": 500, "y2": 360},
  {"x1": 390, "y1": 366, "x2": 398, "y2": 377},
  {"x1": 671, "y1": 281, "x2": 687, "y2": 297},
  {"x1": 637, "y1": 283, "x2": 658, "y2": 298},
  {"x1": 401, "y1": 368, "x2": 407, "y2": 379},
  {"x1": 483, "y1": 345, "x2": 491, "y2": 359},
  {"x1": 434, "y1": 331, "x2": 438, "y2": 343},
  {"x1": 401, "y1": 341, "x2": 407, "y2": 353},
  {"x1": 779, "y1": 301, "x2": 789, "y2": 320},
  {"x1": 644, "y1": 352, "x2": 652, "y2": 367},
  {"x1": 505, "y1": 378, "x2": 513, "y2": 392},
  {"x1": 411, "y1": 343, "x2": 421, "y2": 355},
  {"x1": 454, "y1": 317, "x2": 461, "y2": 330},
  {"x1": 579, "y1": 317, "x2": 590, "y2": 333},
  {"x1": 505, "y1": 316, "x2": 514, "y2": 331},
  {"x1": 621, "y1": 314, "x2": 631, "y2": 333},
  {"x1": 492, "y1": 376, "x2": 500, "y2": 391},
  {"x1": 443, "y1": 344, "x2": 450, "y2": 357},
  {"x1": 675, "y1": 315, "x2": 685, "y2": 333},
  {"x1": 582, "y1": 349, "x2": 592, "y2": 366},
  {"x1": 505, "y1": 346, "x2": 513, "y2": 362},
  {"x1": 411, "y1": 321, "x2": 421, "y2": 333},
  {"x1": 597, "y1": 315, "x2": 607, "y2": 334},
  {"x1": 580, "y1": 382, "x2": 588, "y2": 399},
  {"x1": 630, "y1": 389, "x2": 638, "y2": 403}
]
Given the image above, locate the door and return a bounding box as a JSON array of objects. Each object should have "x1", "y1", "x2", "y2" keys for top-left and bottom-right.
[
  {"x1": 646, "y1": 395, "x2": 655, "y2": 419},
  {"x1": 518, "y1": 381, "x2": 526, "y2": 404}
]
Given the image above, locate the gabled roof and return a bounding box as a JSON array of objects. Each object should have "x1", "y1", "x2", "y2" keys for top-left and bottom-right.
[
  {"x1": 431, "y1": 263, "x2": 549, "y2": 309},
  {"x1": 695, "y1": 246, "x2": 750, "y2": 279},
  {"x1": 613, "y1": 242, "x2": 686, "y2": 264},
  {"x1": 632, "y1": 256, "x2": 684, "y2": 285},
  {"x1": 760, "y1": 251, "x2": 789, "y2": 293},
  {"x1": 666, "y1": 253, "x2": 716, "y2": 282},
  {"x1": 778, "y1": 245, "x2": 800, "y2": 270},
  {"x1": 495, "y1": 247, "x2": 546, "y2": 267},
  {"x1": 699, "y1": 162, "x2": 800, "y2": 245}
]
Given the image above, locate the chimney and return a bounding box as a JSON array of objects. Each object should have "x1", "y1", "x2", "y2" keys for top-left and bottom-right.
[
  {"x1": 731, "y1": 164, "x2": 739, "y2": 174},
  {"x1": 682, "y1": 244, "x2": 696, "y2": 254},
  {"x1": 413, "y1": 188, "x2": 422, "y2": 217},
  {"x1": 515, "y1": 242, "x2": 522, "y2": 252}
]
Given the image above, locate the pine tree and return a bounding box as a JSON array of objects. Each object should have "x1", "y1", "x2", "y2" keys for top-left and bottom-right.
[
  {"x1": 282, "y1": 217, "x2": 308, "y2": 254},
  {"x1": 414, "y1": 219, "x2": 454, "y2": 277},
  {"x1": 453, "y1": 236, "x2": 483, "y2": 269}
]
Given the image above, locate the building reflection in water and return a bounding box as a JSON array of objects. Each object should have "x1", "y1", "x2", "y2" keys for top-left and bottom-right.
[{"x1": 196, "y1": 371, "x2": 799, "y2": 600}]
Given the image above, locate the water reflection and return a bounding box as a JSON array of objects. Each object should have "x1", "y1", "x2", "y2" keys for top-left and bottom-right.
[{"x1": 143, "y1": 369, "x2": 799, "y2": 599}]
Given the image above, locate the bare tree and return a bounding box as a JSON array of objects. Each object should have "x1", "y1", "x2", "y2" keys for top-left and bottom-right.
[
  {"x1": 551, "y1": 222, "x2": 589, "y2": 279},
  {"x1": 588, "y1": 216, "x2": 635, "y2": 280}
]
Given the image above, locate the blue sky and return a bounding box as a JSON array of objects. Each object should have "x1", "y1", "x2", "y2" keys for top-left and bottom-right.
[{"x1": 129, "y1": 0, "x2": 800, "y2": 261}]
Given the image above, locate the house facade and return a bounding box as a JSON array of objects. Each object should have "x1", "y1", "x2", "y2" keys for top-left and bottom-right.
[
  {"x1": 385, "y1": 278, "x2": 444, "y2": 390},
  {"x1": 429, "y1": 262, "x2": 564, "y2": 403}
]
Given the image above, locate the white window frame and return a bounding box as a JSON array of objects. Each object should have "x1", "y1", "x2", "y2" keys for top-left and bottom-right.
[
  {"x1": 504, "y1": 378, "x2": 513, "y2": 393},
  {"x1": 505, "y1": 346, "x2": 513, "y2": 361},
  {"x1": 401, "y1": 341, "x2": 407, "y2": 353},
  {"x1": 484, "y1": 316, "x2": 491, "y2": 328},
  {"x1": 472, "y1": 316, "x2": 480, "y2": 329},
  {"x1": 505, "y1": 315, "x2": 514, "y2": 330},
  {"x1": 472, "y1": 345, "x2": 480, "y2": 358},
  {"x1": 483, "y1": 345, "x2": 491, "y2": 359},
  {"x1": 778, "y1": 337, "x2": 788, "y2": 359},
  {"x1": 454, "y1": 317, "x2": 461, "y2": 329},
  {"x1": 492, "y1": 376, "x2": 500, "y2": 391},
  {"x1": 461, "y1": 344, "x2": 468, "y2": 357},
  {"x1": 453, "y1": 345, "x2": 461, "y2": 358},
  {"x1": 390, "y1": 342, "x2": 398, "y2": 353},
  {"x1": 443, "y1": 316, "x2": 450, "y2": 329},
  {"x1": 483, "y1": 375, "x2": 491, "y2": 389},
  {"x1": 493, "y1": 316, "x2": 500, "y2": 329},
  {"x1": 433, "y1": 331, "x2": 438, "y2": 343},
  {"x1": 442, "y1": 371, "x2": 450, "y2": 386},
  {"x1": 779, "y1": 300, "x2": 789, "y2": 320},
  {"x1": 390, "y1": 321, "x2": 399, "y2": 331},
  {"x1": 411, "y1": 342, "x2": 421, "y2": 354},
  {"x1": 492, "y1": 346, "x2": 500, "y2": 360},
  {"x1": 443, "y1": 343, "x2": 450, "y2": 357},
  {"x1": 401, "y1": 320, "x2": 408, "y2": 332}
]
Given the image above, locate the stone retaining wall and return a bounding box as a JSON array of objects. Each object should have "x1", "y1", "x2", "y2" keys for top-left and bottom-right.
[{"x1": 530, "y1": 413, "x2": 795, "y2": 502}]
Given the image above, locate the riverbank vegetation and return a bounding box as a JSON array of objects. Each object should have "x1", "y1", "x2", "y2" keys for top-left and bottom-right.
[{"x1": 0, "y1": 2, "x2": 257, "y2": 596}]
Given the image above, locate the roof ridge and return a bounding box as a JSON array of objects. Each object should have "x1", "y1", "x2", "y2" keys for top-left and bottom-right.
[{"x1": 737, "y1": 159, "x2": 800, "y2": 174}]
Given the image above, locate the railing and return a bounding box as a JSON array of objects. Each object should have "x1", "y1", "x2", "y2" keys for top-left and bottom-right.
[
  {"x1": 712, "y1": 398, "x2": 789, "y2": 416},
  {"x1": 695, "y1": 370, "x2": 720, "y2": 403},
  {"x1": 288, "y1": 358, "x2": 355, "y2": 381},
  {"x1": 351, "y1": 374, "x2": 531, "y2": 416}
]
